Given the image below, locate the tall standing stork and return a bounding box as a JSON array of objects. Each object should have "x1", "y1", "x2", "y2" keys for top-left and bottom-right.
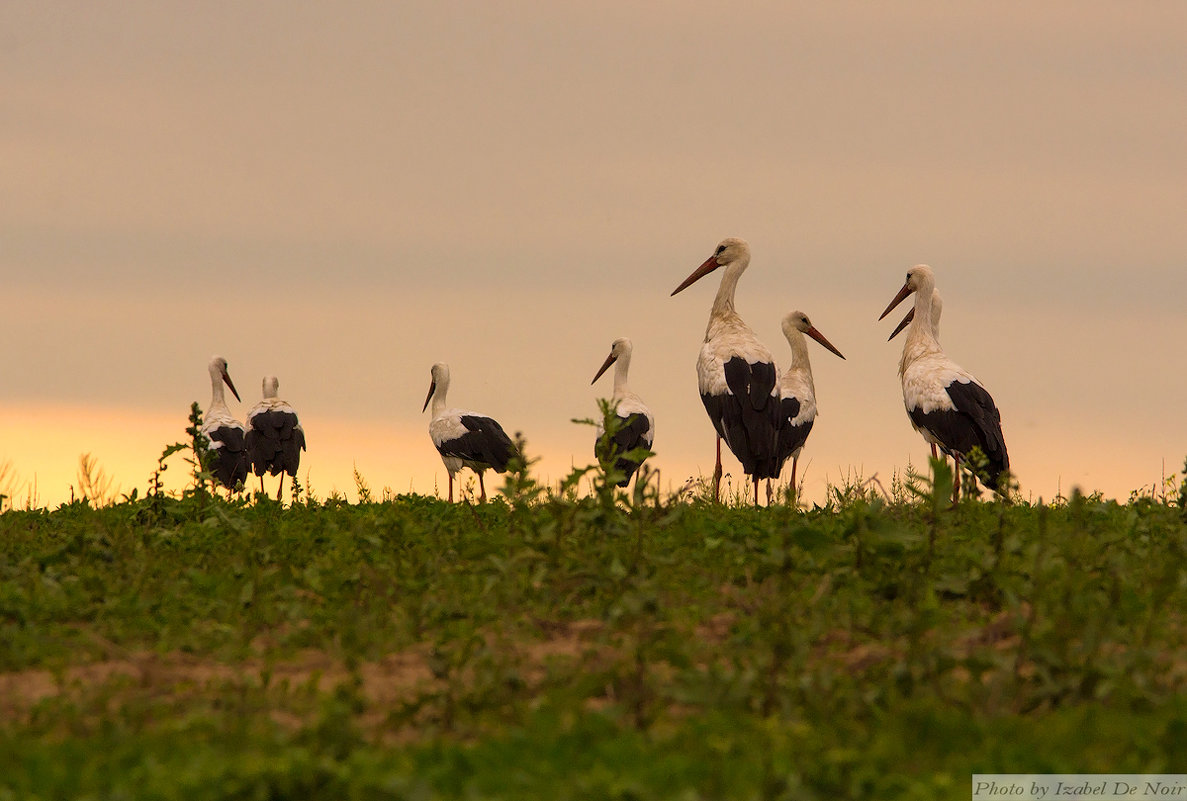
[
  {"x1": 423, "y1": 362, "x2": 518, "y2": 503},
  {"x1": 888, "y1": 289, "x2": 945, "y2": 462},
  {"x1": 772, "y1": 311, "x2": 846, "y2": 500},
  {"x1": 590, "y1": 337, "x2": 655, "y2": 487},
  {"x1": 245, "y1": 376, "x2": 306, "y2": 501},
  {"x1": 879, "y1": 266, "x2": 1009, "y2": 500},
  {"x1": 671, "y1": 237, "x2": 781, "y2": 505},
  {"x1": 200, "y1": 356, "x2": 250, "y2": 494}
]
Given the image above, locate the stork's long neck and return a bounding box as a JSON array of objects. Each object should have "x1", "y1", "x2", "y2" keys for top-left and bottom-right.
[
  {"x1": 209, "y1": 368, "x2": 229, "y2": 412},
  {"x1": 612, "y1": 351, "x2": 632, "y2": 399},
  {"x1": 901, "y1": 281, "x2": 943, "y2": 375},
  {"x1": 785, "y1": 331, "x2": 815, "y2": 388},
  {"x1": 705, "y1": 261, "x2": 746, "y2": 338},
  {"x1": 430, "y1": 379, "x2": 449, "y2": 416}
]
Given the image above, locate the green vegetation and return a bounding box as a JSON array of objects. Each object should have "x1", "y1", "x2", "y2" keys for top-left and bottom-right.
[{"x1": 2, "y1": 417, "x2": 1186, "y2": 799}]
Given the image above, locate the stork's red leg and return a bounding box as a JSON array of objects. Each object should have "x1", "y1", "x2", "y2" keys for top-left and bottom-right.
[
  {"x1": 713, "y1": 436, "x2": 722, "y2": 503},
  {"x1": 478, "y1": 472, "x2": 487, "y2": 503}
]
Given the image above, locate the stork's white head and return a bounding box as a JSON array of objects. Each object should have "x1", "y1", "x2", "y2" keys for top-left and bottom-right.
[
  {"x1": 878, "y1": 264, "x2": 937, "y2": 322},
  {"x1": 208, "y1": 355, "x2": 241, "y2": 402},
  {"x1": 423, "y1": 362, "x2": 450, "y2": 412},
  {"x1": 591, "y1": 337, "x2": 633, "y2": 384},
  {"x1": 781, "y1": 311, "x2": 846, "y2": 360},
  {"x1": 671, "y1": 237, "x2": 751, "y2": 296},
  {"x1": 261, "y1": 376, "x2": 280, "y2": 399}
]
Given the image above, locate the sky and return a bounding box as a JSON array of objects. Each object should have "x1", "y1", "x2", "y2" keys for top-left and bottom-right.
[{"x1": 2, "y1": 1, "x2": 1185, "y2": 507}]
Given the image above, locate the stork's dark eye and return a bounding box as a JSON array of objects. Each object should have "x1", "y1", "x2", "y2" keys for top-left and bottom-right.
[{"x1": 715, "y1": 245, "x2": 726, "y2": 255}]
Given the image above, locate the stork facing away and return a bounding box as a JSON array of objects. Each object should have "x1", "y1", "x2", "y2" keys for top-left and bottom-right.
[
  {"x1": 200, "y1": 356, "x2": 250, "y2": 494},
  {"x1": 772, "y1": 311, "x2": 846, "y2": 501},
  {"x1": 245, "y1": 376, "x2": 306, "y2": 501},
  {"x1": 423, "y1": 362, "x2": 517, "y2": 502},
  {"x1": 879, "y1": 266, "x2": 1009, "y2": 500},
  {"x1": 889, "y1": 289, "x2": 946, "y2": 463},
  {"x1": 590, "y1": 337, "x2": 655, "y2": 488},
  {"x1": 671, "y1": 237, "x2": 781, "y2": 505}
]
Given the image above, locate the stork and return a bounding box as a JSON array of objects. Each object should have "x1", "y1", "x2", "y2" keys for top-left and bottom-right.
[
  {"x1": 888, "y1": 289, "x2": 946, "y2": 463},
  {"x1": 422, "y1": 362, "x2": 517, "y2": 502},
  {"x1": 200, "y1": 356, "x2": 250, "y2": 494},
  {"x1": 772, "y1": 311, "x2": 846, "y2": 501},
  {"x1": 671, "y1": 237, "x2": 781, "y2": 505},
  {"x1": 245, "y1": 376, "x2": 306, "y2": 501},
  {"x1": 590, "y1": 337, "x2": 655, "y2": 488},
  {"x1": 879, "y1": 266, "x2": 1009, "y2": 500}
]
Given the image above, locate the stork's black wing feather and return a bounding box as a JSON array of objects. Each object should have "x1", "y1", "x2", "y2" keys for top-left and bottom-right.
[
  {"x1": 596, "y1": 412, "x2": 654, "y2": 487},
  {"x1": 910, "y1": 380, "x2": 1008, "y2": 489},
  {"x1": 775, "y1": 395, "x2": 814, "y2": 471},
  {"x1": 712, "y1": 357, "x2": 781, "y2": 479},
  {"x1": 246, "y1": 410, "x2": 304, "y2": 477},
  {"x1": 437, "y1": 415, "x2": 518, "y2": 473},
  {"x1": 206, "y1": 425, "x2": 251, "y2": 489}
]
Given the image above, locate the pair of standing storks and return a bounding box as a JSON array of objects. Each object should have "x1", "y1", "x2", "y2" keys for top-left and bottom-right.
[
  {"x1": 421, "y1": 337, "x2": 657, "y2": 504},
  {"x1": 674, "y1": 238, "x2": 1008, "y2": 505},
  {"x1": 201, "y1": 356, "x2": 306, "y2": 499},
  {"x1": 420, "y1": 286, "x2": 664, "y2": 500}
]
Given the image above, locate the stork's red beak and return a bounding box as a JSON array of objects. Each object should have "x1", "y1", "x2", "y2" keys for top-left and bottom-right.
[
  {"x1": 591, "y1": 352, "x2": 617, "y2": 384},
  {"x1": 421, "y1": 380, "x2": 436, "y2": 413},
  {"x1": 222, "y1": 370, "x2": 241, "y2": 403},
  {"x1": 879, "y1": 282, "x2": 915, "y2": 320},
  {"x1": 806, "y1": 326, "x2": 846, "y2": 360},
  {"x1": 671, "y1": 255, "x2": 721, "y2": 296},
  {"x1": 888, "y1": 307, "x2": 915, "y2": 341}
]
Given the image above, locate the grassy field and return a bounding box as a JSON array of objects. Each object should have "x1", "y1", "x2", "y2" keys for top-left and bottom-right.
[{"x1": 2, "y1": 438, "x2": 1187, "y2": 800}]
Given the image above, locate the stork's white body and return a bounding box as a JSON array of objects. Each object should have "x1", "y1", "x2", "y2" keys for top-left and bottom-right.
[
  {"x1": 673, "y1": 238, "x2": 781, "y2": 505},
  {"x1": 777, "y1": 343, "x2": 817, "y2": 461},
  {"x1": 883, "y1": 267, "x2": 1008, "y2": 497},
  {"x1": 424, "y1": 363, "x2": 516, "y2": 502},
  {"x1": 898, "y1": 291, "x2": 945, "y2": 455},
  {"x1": 772, "y1": 311, "x2": 846, "y2": 498},
  {"x1": 245, "y1": 376, "x2": 306, "y2": 500},
  {"x1": 200, "y1": 356, "x2": 250, "y2": 492},
  {"x1": 591, "y1": 338, "x2": 655, "y2": 487}
]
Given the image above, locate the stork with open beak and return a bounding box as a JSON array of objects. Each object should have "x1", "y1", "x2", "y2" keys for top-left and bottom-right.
[
  {"x1": 888, "y1": 288, "x2": 946, "y2": 463},
  {"x1": 879, "y1": 266, "x2": 1009, "y2": 500},
  {"x1": 672, "y1": 237, "x2": 781, "y2": 505}
]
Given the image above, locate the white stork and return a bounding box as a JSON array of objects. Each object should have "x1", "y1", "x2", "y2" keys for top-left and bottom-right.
[
  {"x1": 245, "y1": 376, "x2": 306, "y2": 501},
  {"x1": 772, "y1": 311, "x2": 846, "y2": 499},
  {"x1": 200, "y1": 356, "x2": 250, "y2": 494},
  {"x1": 888, "y1": 289, "x2": 946, "y2": 463},
  {"x1": 590, "y1": 337, "x2": 655, "y2": 487},
  {"x1": 879, "y1": 266, "x2": 1009, "y2": 500},
  {"x1": 671, "y1": 237, "x2": 781, "y2": 505},
  {"x1": 422, "y1": 362, "x2": 517, "y2": 503}
]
